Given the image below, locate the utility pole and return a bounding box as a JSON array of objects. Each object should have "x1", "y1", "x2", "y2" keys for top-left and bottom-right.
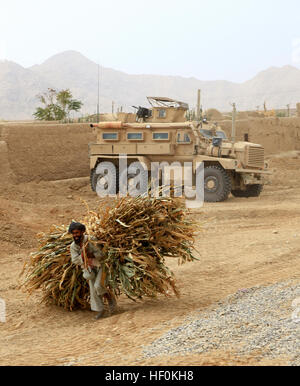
[
  {"x1": 231, "y1": 103, "x2": 237, "y2": 143},
  {"x1": 287, "y1": 104, "x2": 290, "y2": 117},
  {"x1": 112, "y1": 101, "x2": 115, "y2": 114},
  {"x1": 196, "y1": 89, "x2": 201, "y2": 122}
]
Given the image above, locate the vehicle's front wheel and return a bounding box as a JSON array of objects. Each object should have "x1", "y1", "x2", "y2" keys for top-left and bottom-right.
[
  {"x1": 204, "y1": 165, "x2": 232, "y2": 203},
  {"x1": 90, "y1": 162, "x2": 119, "y2": 195}
]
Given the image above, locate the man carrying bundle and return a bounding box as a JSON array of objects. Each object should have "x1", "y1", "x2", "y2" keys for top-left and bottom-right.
[{"x1": 68, "y1": 222, "x2": 117, "y2": 320}]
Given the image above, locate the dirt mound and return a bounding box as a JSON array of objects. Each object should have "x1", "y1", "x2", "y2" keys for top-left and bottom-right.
[
  {"x1": 237, "y1": 111, "x2": 249, "y2": 119},
  {"x1": 219, "y1": 117, "x2": 300, "y2": 154},
  {"x1": 267, "y1": 151, "x2": 300, "y2": 187},
  {"x1": 0, "y1": 198, "x2": 38, "y2": 248},
  {"x1": 0, "y1": 123, "x2": 95, "y2": 183},
  {"x1": 0, "y1": 140, "x2": 15, "y2": 184},
  {"x1": 247, "y1": 111, "x2": 262, "y2": 118},
  {"x1": 100, "y1": 113, "x2": 118, "y2": 122},
  {"x1": 205, "y1": 108, "x2": 224, "y2": 121}
]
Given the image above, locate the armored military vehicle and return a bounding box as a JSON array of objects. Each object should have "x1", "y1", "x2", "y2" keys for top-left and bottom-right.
[{"x1": 89, "y1": 97, "x2": 271, "y2": 202}]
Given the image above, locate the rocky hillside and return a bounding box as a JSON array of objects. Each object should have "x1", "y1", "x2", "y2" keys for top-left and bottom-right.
[{"x1": 1, "y1": 50, "x2": 300, "y2": 119}]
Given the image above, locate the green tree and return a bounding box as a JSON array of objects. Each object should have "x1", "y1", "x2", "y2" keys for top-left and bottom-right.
[{"x1": 33, "y1": 88, "x2": 83, "y2": 121}]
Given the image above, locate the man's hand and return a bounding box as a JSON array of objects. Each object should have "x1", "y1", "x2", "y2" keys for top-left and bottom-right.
[
  {"x1": 82, "y1": 269, "x2": 95, "y2": 281},
  {"x1": 88, "y1": 258, "x2": 96, "y2": 268}
]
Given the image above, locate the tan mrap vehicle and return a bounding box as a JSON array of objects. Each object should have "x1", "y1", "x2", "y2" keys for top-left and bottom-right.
[{"x1": 89, "y1": 97, "x2": 271, "y2": 202}]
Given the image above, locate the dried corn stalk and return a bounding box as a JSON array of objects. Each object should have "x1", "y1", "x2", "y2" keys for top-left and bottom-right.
[{"x1": 20, "y1": 194, "x2": 199, "y2": 311}]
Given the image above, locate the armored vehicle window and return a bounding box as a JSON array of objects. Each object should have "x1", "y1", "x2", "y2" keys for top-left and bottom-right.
[
  {"x1": 102, "y1": 133, "x2": 119, "y2": 141},
  {"x1": 177, "y1": 132, "x2": 191, "y2": 144},
  {"x1": 200, "y1": 129, "x2": 227, "y2": 140},
  {"x1": 200, "y1": 129, "x2": 213, "y2": 138},
  {"x1": 216, "y1": 131, "x2": 227, "y2": 139},
  {"x1": 127, "y1": 133, "x2": 144, "y2": 141},
  {"x1": 158, "y1": 109, "x2": 166, "y2": 118},
  {"x1": 153, "y1": 132, "x2": 169, "y2": 140}
]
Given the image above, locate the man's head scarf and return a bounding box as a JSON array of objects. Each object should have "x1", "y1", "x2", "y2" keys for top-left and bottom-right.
[{"x1": 68, "y1": 222, "x2": 86, "y2": 233}]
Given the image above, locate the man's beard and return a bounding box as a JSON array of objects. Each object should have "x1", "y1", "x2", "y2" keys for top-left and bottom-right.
[{"x1": 74, "y1": 235, "x2": 83, "y2": 245}]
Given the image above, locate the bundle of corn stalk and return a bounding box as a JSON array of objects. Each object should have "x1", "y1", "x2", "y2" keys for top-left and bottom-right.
[
  {"x1": 20, "y1": 225, "x2": 90, "y2": 311},
  {"x1": 20, "y1": 194, "x2": 199, "y2": 311}
]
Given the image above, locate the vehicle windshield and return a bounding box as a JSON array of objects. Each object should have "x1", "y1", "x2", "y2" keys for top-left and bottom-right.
[{"x1": 200, "y1": 129, "x2": 227, "y2": 140}]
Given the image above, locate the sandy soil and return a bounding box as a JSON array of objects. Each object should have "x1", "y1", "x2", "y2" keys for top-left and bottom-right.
[{"x1": 0, "y1": 153, "x2": 300, "y2": 366}]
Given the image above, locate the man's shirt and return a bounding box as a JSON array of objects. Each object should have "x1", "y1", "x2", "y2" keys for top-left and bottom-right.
[{"x1": 70, "y1": 235, "x2": 104, "y2": 268}]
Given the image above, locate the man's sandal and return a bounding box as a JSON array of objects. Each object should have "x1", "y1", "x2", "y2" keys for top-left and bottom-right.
[{"x1": 95, "y1": 310, "x2": 105, "y2": 320}]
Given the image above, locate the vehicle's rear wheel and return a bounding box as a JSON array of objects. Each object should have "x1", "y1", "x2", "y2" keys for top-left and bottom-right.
[
  {"x1": 90, "y1": 162, "x2": 119, "y2": 195},
  {"x1": 204, "y1": 165, "x2": 232, "y2": 202},
  {"x1": 231, "y1": 184, "x2": 263, "y2": 198}
]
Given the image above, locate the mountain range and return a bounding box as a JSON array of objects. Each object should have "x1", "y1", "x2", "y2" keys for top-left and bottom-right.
[{"x1": 1, "y1": 50, "x2": 300, "y2": 120}]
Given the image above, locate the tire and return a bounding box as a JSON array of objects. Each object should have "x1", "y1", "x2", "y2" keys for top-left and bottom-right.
[
  {"x1": 90, "y1": 162, "x2": 119, "y2": 196},
  {"x1": 119, "y1": 162, "x2": 148, "y2": 196},
  {"x1": 204, "y1": 165, "x2": 232, "y2": 203},
  {"x1": 90, "y1": 168, "x2": 97, "y2": 192},
  {"x1": 231, "y1": 184, "x2": 263, "y2": 198}
]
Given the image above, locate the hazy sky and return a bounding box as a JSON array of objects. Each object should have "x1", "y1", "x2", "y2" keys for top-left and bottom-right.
[{"x1": 0, "y1": 0, "x2": 300, "y2": 82}]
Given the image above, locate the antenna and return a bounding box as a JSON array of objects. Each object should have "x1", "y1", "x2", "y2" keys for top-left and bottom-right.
[{"x1": 97, "y1": 63, "x2": 100, "y2": 122}]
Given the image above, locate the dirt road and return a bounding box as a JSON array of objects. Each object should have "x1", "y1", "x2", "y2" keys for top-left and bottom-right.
[{"x1": 0, "y1": 153, "x2": 299, "y2": 366}]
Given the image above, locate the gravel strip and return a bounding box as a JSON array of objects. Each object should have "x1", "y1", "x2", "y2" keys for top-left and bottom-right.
[{"x1": 143, "y1": 280, "x2": 300, "y2": 365}]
